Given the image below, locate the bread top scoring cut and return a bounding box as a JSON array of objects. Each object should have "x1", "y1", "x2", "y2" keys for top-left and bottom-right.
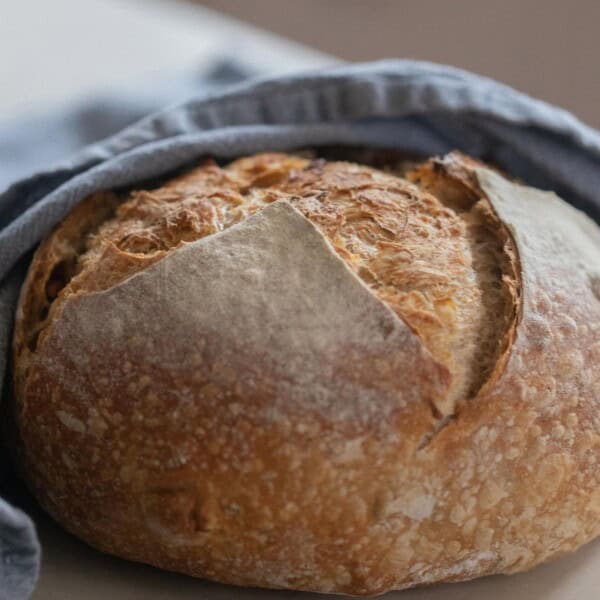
[{"x1": 14, "y1": 152, "x2": 518, "y2": 420}]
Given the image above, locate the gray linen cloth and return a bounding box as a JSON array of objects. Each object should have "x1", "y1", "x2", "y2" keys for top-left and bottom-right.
[{"x1": 1, "y1": 59, "x2": 599, "y2": 599}]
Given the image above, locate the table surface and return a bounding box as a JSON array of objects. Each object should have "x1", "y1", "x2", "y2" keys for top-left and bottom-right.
[{"x1": 4, "y1": 1, "x2": 599, "y2": 599}]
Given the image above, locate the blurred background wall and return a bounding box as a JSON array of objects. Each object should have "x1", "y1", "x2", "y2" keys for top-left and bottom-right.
[
  {"x1": 196, "y1": 0, "x2": 600, "y2": 128},
  {"x1": 2, "y1": 0, "x2": 598, "y2": 128}
]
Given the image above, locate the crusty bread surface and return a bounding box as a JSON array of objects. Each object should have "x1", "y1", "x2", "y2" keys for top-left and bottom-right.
[{"x1": 10, "y1": 151, "x2": 600, "y2": 595}]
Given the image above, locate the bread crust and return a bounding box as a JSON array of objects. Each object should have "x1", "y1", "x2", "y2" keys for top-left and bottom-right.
[{"x1": 10, "y1": 152, "x2": 600, "y2": 595}]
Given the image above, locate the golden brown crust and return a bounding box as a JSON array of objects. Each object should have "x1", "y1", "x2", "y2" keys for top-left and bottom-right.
[
  {"x1": 10, "y1": 152, "x2": 600, "y2": 595},
  {"x1": 15, "y1": 153, "x2": 516, "y2": 417}
]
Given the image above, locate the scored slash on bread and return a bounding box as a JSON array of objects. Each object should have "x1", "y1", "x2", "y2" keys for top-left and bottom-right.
[{"x1": 10, "y1": 151, "x2": 600, "y2": 595}]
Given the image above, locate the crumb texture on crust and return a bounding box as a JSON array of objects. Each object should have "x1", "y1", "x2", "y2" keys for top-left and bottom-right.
[
  {"x1": 10, "y1": 152, "x2": 600, "y2": 595},
  {"x1": 14, "y1": 153, "x2": 517, "y2": 419}
]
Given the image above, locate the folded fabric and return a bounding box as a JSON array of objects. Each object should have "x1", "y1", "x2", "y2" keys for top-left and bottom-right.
[
  {"x1": 1, "y1": 59, "x2": 599, "y2": 599},
  {"x1": 0, "y1": 499, "x2": 39, "y2": 600}
]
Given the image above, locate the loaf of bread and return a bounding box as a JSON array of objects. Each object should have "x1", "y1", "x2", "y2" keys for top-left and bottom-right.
[{"x1": 10, "y1": 151, "x2": 600, "y2": 595}]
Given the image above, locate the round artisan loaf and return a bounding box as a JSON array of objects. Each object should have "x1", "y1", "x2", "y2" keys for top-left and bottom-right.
[{"x1": 10, "y1": 151, "x2": 600, "y2": 595}]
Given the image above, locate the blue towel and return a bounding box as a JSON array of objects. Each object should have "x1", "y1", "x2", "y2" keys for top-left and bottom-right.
[{"x1": 1, "y1": 59, "x2": 599, "y2": 599}]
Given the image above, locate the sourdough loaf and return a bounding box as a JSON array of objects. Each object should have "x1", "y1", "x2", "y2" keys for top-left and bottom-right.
[{"x1": 10, "y1": 152, "x2": 600, "y2": 595}]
